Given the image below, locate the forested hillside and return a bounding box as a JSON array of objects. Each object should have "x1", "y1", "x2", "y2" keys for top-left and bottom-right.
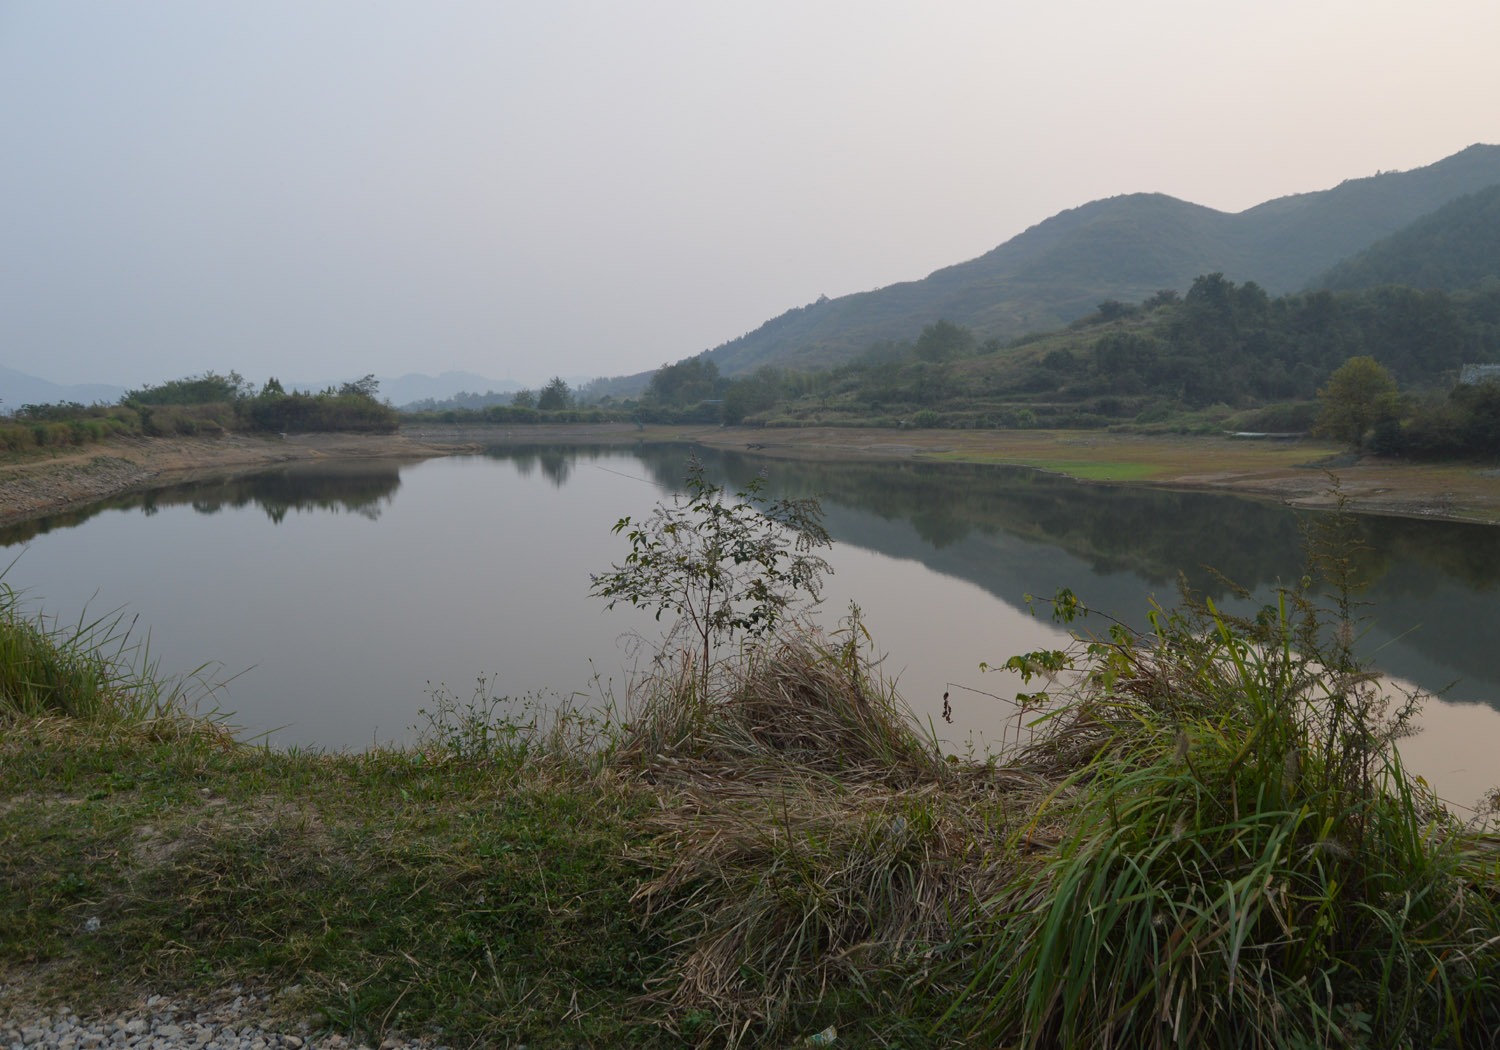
[
  {"x1": 628, "y1": 275, "x2": 1500, "y2": 439},
  {"x1": 1317, "y1": 182, "x2": 1500, "y2": 292},
  {"x1": 698, "y1": 144, "x2": 1500, "y2": 375}
]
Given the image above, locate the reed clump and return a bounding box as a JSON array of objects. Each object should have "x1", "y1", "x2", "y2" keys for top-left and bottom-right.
[
  {"x1": 617, "y1": 615, "x2": 948, "y2": 787},
  {"x1": 615, "y1": 580, "x2": 1500, "y2": 1046},
  {"x1": 0, "y1": 580, "x2": 223, "y2": 737},
  {"x1": 918, "y1": 586, "x2": 1500, "y2": 1049},
  {"x1": 618, "y1": 622, "x2": 1035, "y2": 1040}
]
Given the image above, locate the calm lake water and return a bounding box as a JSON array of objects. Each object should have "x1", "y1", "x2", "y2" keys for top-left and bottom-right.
[{"x1": 4, "y1": 443, "x2": 1500, "y2": 808}]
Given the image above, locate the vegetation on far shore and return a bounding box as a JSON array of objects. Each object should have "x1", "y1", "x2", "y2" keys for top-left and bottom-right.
[
  {"x1": 0, "y1": 372, "x2": 399, "y2": 454},
  {"x1": 5, "y1": 468, "x2": 1500, "y2": 1048},
  {"x1": 412, "y1": 273, "x2": 1500, "y2": 461},
  {"x1": 11, "y1": 264, "x2": 1500, "y2": 468}
]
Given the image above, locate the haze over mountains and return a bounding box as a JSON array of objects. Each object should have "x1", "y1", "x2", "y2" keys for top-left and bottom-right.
[
  {"x1": 692, "y1": 143, "x2": 1500, "y2": 379},
  {"x1": 0, "y1": 366, "x2": 127, "y2": 413},
  {"x1": 9, "y1": 144, "x2": 1499, "y2": 412}
]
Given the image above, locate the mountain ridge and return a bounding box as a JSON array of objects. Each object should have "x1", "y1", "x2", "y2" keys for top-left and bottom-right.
[
  {"x1": 697, "y1": 144, "x2": 1500, "y2": 377},
  {"x1": 1315, "y1": 182, "x2": 1500, "y2": 292},
  {"x1": 0, "y1": 365, "x2": 127, "y2": 412}
]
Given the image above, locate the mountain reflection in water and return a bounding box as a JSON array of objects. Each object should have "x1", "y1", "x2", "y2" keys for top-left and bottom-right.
[
  {"x1": 2, "y1": 445, "x2": 1497, "y2": 784},
  {"x1": 482, "y1": 444, "x2": 1500, "y2": 713}
]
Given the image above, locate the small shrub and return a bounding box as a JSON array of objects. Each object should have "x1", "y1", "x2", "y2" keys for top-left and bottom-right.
[
  {"x1": 592, "y1": 457, "x2": 831, "y2": 691},
  {"x1": 1369, "y1": 417, "x2": 1408, "y2": 457},
  {"x1": 0, "y1": 425, "x2": 35, "y2": 452}
]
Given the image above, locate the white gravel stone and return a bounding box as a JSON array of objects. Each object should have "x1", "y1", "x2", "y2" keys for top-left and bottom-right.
[{"x1": 0, "y1": 992, "x2": 448, "y2": 1050}]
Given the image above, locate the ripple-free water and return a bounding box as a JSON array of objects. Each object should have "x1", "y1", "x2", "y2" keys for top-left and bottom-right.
[{"x1": 4, "y1": 444, "x2": 1498, "y2": 809}]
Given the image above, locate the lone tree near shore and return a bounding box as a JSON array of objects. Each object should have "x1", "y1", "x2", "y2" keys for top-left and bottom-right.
[
  {"x1": 1314, "y1": 355, "x2": 1399, "y2": 449},
  {"x1": 537, "y1": 376, "x2": 572, "y2": 411},
  {"x1": 590, "y1": 457, "x2": 832, "y2": 691}
]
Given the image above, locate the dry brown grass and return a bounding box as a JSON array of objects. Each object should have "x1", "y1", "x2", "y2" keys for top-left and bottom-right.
[{"x1": 612, "y1": 629, "x2": 1065, "y2": 1036}]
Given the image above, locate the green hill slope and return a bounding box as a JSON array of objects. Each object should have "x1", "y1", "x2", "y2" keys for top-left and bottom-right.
[
  {"x1": 1316, "y1": 182, "x2": 1500, "y2": 292},
  {"x1": 701, "y1": 144, "x2": 1500, "y2": 375}
]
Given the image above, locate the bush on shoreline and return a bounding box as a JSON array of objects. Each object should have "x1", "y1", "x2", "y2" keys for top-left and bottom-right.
[{"x1": 0, "y1": 372, "x2": 401, "y2": 452}]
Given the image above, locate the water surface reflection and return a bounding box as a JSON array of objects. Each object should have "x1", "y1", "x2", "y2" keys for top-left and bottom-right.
[{"x1": 2, "y1": 444, "x2": 1497, "y2": 805}]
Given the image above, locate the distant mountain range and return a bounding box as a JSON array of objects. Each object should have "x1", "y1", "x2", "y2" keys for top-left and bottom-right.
[
  {"x1": 0, "y1": 365, "x2": 126, "y2": 411},
  {"x1": 375, "y1": 371, "x2": 522, "y2": 408},
  {"x1": 692, "y1": 143, "x2": 1500, "y2": 377}
]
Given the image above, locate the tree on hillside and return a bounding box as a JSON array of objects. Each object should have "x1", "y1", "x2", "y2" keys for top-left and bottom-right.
[
  {"x1": 647, "y1": 358, "x2": 720, "y2": 405},
  {"x1": 721, "y1": 367, "x2": 783, "y2": 424},
  {"x1": 1095, "y1": 300, "x2": 1133, "y2": 322},
  {"x1": 537, "y1": 377, "x2": 572, "y2": 411},
  {"x1": 914, "y1": 320, "x2": 975, "y2": 362},
  {"x1": 511, "y1": 389, "x2": 536, "y2": 408},
  {"x1": 1315, "y1": 356, "x2": 1399, "y2": 449}
]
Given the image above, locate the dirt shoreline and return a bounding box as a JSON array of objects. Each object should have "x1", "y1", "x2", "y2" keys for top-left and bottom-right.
[
  {"x1": 0, "y1": 431, "x2": 478, "y2": 528},
  {"x1": 2, "y1": 424, "x2": 1497, "y2": 527}
]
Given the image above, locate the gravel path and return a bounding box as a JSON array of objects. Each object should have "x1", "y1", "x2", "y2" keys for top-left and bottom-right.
[{"x1": 0, "y1": 989, "x2": 455, "y2": 1050}]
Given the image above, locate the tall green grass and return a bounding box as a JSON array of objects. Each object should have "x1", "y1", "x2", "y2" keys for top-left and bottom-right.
[
  {"x1": 920, "y1": 546, "x2": 1500, "y2": 1047},
  {"x1": 0, "y1": 580, "x2": 219, "y2": 726},
  {"x1": 934, "y1": 609, "x2": 1500, "y2": 1047}
]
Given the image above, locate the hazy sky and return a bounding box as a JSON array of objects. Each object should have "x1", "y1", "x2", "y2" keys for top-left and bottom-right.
[{"x1": 3, "y1": 2, "x2": 1498, "y2": 390}]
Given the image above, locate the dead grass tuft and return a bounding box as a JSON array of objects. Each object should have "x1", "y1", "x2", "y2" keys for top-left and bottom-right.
[{"x1": 613, "y1": 628, "x2": 1058, "y2": 1035}]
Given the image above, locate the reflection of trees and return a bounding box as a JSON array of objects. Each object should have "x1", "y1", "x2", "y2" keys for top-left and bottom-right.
[
  {"x1": 480, "y1": 443, "x2": 647, "y2": 489},
  {"x1": 537, "y1": 450, "x2": 572, "y2": 487},
  {"x1": 479, "y1": 442, "x2": 1500, "y2": 604},
  {"x1": 638, "y1": 448, "x2": 1500, "y2": 596},
  {"x1": 6, "y1": 440, "x2": 1500, "y2": 709},
  {"x1": 1359, "y1": 516, "x2": 1500, "y2": 592},
  {"x1": 633, "y1": 447, "x2": 1309, "y2": 598},
  {"x1": 0, "y1": 462, "x2": 404, "y2": 542},
  {"x1": 625, "y1": 445, "x2": 1500, "y2": 707},
  {"x1": 140, "y1": 463, "x2": 402, "y2": 523}
]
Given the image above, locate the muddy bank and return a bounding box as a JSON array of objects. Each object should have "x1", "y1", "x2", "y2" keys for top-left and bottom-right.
[
  {"x1": 695, "y1": 427, "x2": 1500, "y2": 524},
  {"x1": 2, "y1": 424, "x2": 1497, "y2": 527},
  {"x1": 0, "y1": 432, "x2": 474, "y2": 527},
  {"x1": 424, "y1": 423, "x2": 1500, "y2": 524}
]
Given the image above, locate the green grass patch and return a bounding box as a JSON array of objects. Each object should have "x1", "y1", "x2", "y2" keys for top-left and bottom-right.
[
  {"x1": 924, "y1": 448, "x2": 1164, "y2": 481},
  {"x1": 1022, "y1": 458, "x2": 1162, "y2": 481},
  {"x1": 0, "y1": 725, "x2": 669, "y2": 1047}
]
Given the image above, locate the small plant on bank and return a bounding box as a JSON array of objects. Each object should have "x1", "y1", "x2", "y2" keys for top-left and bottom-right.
[{"x1": 590, "y1": 456, "x2": 832, "y2": 691}]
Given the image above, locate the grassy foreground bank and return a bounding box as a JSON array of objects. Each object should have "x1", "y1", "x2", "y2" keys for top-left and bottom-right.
[{"x1": 4, "y1": 578, "x2": 1500, "y2": 1048}]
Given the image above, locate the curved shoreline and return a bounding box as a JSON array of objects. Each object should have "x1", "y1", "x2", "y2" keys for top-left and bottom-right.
[
  {"x1": 0, "y1": 432, "x2": 476, "y2": 528},
  {"x1": 1, "y1": 424, "x2": 1497, "y2": 527}
]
